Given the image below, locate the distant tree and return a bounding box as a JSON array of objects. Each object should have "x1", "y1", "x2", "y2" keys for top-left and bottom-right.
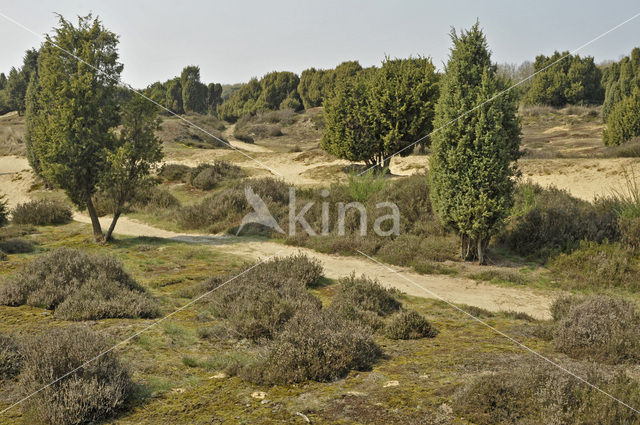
[
  {"x1": 0, "y1": 73, "x2": 7, "y2": 90},
  {"x1": 602, "y1": 47, "x2": 640, "y2": 119},
  {"x1": 429, "y1": 23, "x2": 521, "y2": 264},
  {"x1": 6, "y1": 67, "x2": 27, "y2": 115},
  {"x1": 322, "y1": 57, "x2": 438, "y2": 168},
  {"x1": 603, "y1": 87, "x2": 640, "y2": 146},
  {"x1": 497, "y1": 61, "x2": 533, "y2": 99},
  {"x1": 165, "y1": 77, "x2": 183, "y2": 113},
  {"x1": 144, "y1": 81, "x2": 166, "y2": 110},
  {"x1": 28, "y1": 14, "x2": 123, "y2": 241},
  {"x1": 24, "y1": 73, "x2": 44, "y2": 177},
  {"x1": 207, "y1": 82, "x2": 222, "y2": 114},
  {"x1": 322, "y1": 73, "x2": 376, "y2": 164},
  {"x1": 524, "y1": 52, "x2": 603, "y2": 106},
  {"x1": 368, "y1": 57, "x2": 439, "y2": 167},
  {"x1": 216, "y1": 78, "x2": 261, "y2": 121},
  {"x1": 101, "y1": 96, "x2": 163, "y2": 240},
  {"x1": 181, "y1": 65, "x2": 207, "y2": 113},
  {"x1": 257, "y1": 71, "x2": 300, "y2": 110}
]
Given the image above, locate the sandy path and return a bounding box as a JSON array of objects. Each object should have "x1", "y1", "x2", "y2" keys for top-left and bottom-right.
[
  {"x1": 222, "y1": 124, "x2": 273, "y2": 153},
  {"x1": 73, "y1": 213, "x2": 552, "y2": 319},
  {"x1": 1, "y1": 154, "x2": 555, "y2": 319}
]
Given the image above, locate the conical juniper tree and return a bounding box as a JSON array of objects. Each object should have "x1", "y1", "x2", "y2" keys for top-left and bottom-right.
[{"x1": 429, "y1": 23, "x2": 521, "y2": 264}]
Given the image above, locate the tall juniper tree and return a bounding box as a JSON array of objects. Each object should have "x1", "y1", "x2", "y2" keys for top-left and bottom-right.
[
  {"x1": 28, "y1": 14, "x2": 123, "y2": 240},
  {"x1": 429, "y1": 23, "x2": 521, "y2": 264}
]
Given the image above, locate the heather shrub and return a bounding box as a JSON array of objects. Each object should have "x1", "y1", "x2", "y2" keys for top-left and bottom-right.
[
  {"x1": 329, "y1": 275, "x2": 401, "y2": 329},
  {"x1": 549, "y1": 294, "x2": 585, "y2": 321},
  {"x1": 188, "y1": 161, "x2": 245, "y2": 190},
  {"x1": 454, "y1": 361, "x2": 640, "y2": 425},
  {"x1": 549, "y1": 241, "x2": 639, "y2": 290},
  {"x1": 11, "y1": 199, "x2": 72, "y2": 226},
  {"x1": 132, "y1": 186, "x2": 181, "y2": 211},
  {"x1": 18, "y1": 326, "x2": 132, "y2": 425},
  {"x1": 244, "y1": 309, "x2": 381, "y2": 384},
  {"x1": 618, "y1": 215, "x2": 640, "y2": 248},
  {"x1": 0, "y1": 333, "x2": 22, "y2": 380},
  {"x1": 500, "y1": 183, "x2": 619, "y2": 259},
  {"x1": 203, "y1": 254, "x2": 323, "y2": 341},
  {"x1": 385, "y1": 310, "x2": 438, "y2": 340},
  {"x1": 0, "y1": 237, "x2": 34, "y2": 254},
  {"x1": 553, "y1": 295, "x2": 640, "y2": 364},
  {"x1": 158, "y1": 163, "x2": 191, "y2": 182},
  {"x1": 0, "y1": 248, "x2": 159, "y2": 320}
]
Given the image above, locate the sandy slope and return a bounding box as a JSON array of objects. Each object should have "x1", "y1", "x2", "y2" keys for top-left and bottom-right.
[{"x1": 0, "y1": 156, "x2": 32, "y2": 208}]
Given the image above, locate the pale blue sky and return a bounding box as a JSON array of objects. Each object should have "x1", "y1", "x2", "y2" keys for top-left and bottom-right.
[{"x1": 0, "y1": 0, "x2": 639, "y2": 87}]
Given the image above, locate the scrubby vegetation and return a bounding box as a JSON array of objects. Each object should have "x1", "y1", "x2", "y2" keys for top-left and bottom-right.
[
  {"x1": 552, "y1": 295, "x2": 640, "y2": 364},
  {"x1": 0, "y1": 333, "x2": 22, "y2": 381},
  {"x1": 385, "y1": 310, "x2": 438, "y2": 340},
  {"x1": 17, "y1": 326, "x2": 132, "y2": 425},
  {"x1": 11, "y1": 199, "x2": 72, "y2": 226},
  {"x1": 454, "y1": 360, "x2": 640, "y2": 425},
  {"x1": 0, "y1": 248, "x2": 159, "y2": 320},
  {"x1": 187, "y1": 161, "x2": 245, "y2": 190}
]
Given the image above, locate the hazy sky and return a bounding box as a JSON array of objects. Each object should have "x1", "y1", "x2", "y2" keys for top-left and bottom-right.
[{"x1": 0, "y1": 0, "x2": 639, "y2": 88}]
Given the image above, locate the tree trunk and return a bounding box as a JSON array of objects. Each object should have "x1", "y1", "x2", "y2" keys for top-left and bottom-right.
[
  {"x1": 85, "y1": 197, "x2": 104, "y2": 242},
  {"x1": 105, "y1": 210, "x2": 121, "y2": 242},
  {"x1": 477, "y1": 237, "x2": 485, "y2": 265}
]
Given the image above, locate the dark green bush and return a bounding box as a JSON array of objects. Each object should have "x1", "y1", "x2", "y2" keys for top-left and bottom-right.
[
  {"x1": 244, "y1": 308, "x2": 381, "y2": 384},
  {"x1": 618, "y1": 215, "x2": 640, "y2": 248},
  {"x1": 329, "y1": 275, "x2": 401, "y2": 329},
  {"x1": 158, "y1": 163, "x2": 191, "y2": 182},
  {"x1": 0, "y1": 237, "x2": 34, "y2": 254},
  {"x1": 385, "y1": 310, "x2": 438, "y2": 339},
  {"x1": 454, "y1": 361, "x2": 640, "y2": 425},
  {"x1": 0, "y1": 333, "x2": 22, "y2": 380},
  {"x1": 500, "y1": 183, "x2": 619, "y2": 259},
  {"x1": 549, "y1": 241, "x2": 639, "y2": 290},
  {"x1": 11, "y1": 199, "x2": 72, "y2": 226},
  {"x1": 553, "y1": 295, "x2": 640, "y2": 364},
  {"x1": 603, "y1": 88, "x2": 640, "y2": 146},
  {"x1": 18, "y1": 326, "x2": 132, "y2": 425},
  {"x1": 0, "y1": 195, "x2": 8, "y2": 227},
  {"x1": 0, "y1": 248, "x2": 159, "y2": 320}
]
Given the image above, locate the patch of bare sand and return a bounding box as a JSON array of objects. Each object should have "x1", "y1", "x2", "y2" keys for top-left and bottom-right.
[{"x1": 0, "y1": 156, "x2": 32, "y2": 208}]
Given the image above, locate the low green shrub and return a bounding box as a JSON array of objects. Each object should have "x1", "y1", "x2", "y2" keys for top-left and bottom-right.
[
  {"x1": 385, "y1": 310, "x2": 438, "y2": 339},
  {"x1": 0, "y1": 237, "x2": 34, "y2": 254},
  {"x1": 549, "y1": 241, "x2": 639, "y2": 290},
  {"x1": 188, "y1": 161, "x2": 245, "y2": 190},
  {"x1": 158, "y1": 163, "x2": 191, "y2": 182},
  {"x1": 132, "y1": 186, "x2": 181, "y2": 210},
  {"x1": 500, "y1": 183, "x2": 619, "y2": 259},
  {"x1": 11, "y1": 199, "x2": 72, "y2": 226},
  {"x1": 0, "y1": 333, "x2": 23, "y2": 380},
  {"x1": 553, "y1": 295, "x2": 640, "y2": 364},
  {"x1": 244, "y1": 309, "x2": 381, "y2": 384},
  {"x1": 0, "y1": 248, "x2": 159, "y2": 320},
  {"x1": 18, "y1": 326, "x2": 132, "y2": 425}
]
